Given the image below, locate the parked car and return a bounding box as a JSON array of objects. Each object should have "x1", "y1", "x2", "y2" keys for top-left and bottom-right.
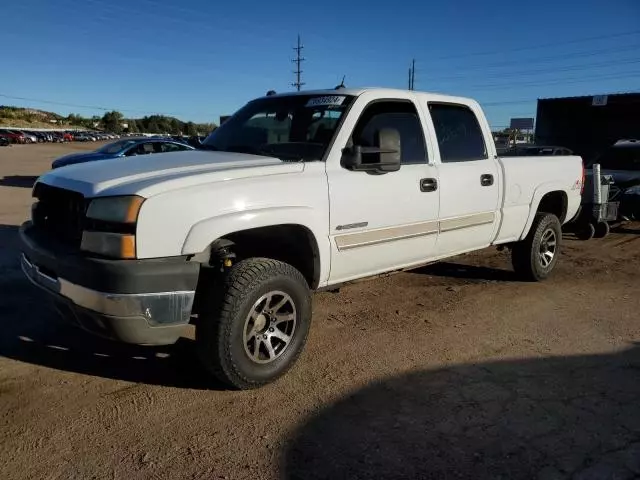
[
  {"x1": 19, "y1": 131, "x2": 38, "y2": 144},
  {"x1": 51, "y1": 137, "x2": 195, "y2": 168},
  {"x1": 0, "y1": 129, "x2": 26, "y2": 144},
  {"x1": 504, "y1": 145, "x2": 574, "y2": 156},
  {"x1": 27, "y1": 131, "x2": 47, "y2": 143},
  {"x1": 72, "y1": 132, "x2": 91, "y2": 142},
  {"x1": 22, "y1": 88, "x2": 585, "y2": 389},
  {"x1": 0, "y1": 136, "x2": 10, "y2": 147},
  {"x1": 590, "y1": 139, "x2": 640, "y2": 219}
]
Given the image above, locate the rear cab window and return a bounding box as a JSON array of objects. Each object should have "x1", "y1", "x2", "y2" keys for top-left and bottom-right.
[{"x1": 428, "y1": 103, "x2": 487, "y2": 163}]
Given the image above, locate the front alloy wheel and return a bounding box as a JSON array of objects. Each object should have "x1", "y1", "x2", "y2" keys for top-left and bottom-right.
[
  {"x1": 243, "y1": 291, "x2": 297, "y2": 364},
  {"x1": 197, "y1": 258, "x2": 312, "y2": 389}
]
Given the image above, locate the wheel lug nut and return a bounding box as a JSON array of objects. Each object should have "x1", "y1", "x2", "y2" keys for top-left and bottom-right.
[{"x1": 269, "y1": 327, "x2": 274, "y2": 332}]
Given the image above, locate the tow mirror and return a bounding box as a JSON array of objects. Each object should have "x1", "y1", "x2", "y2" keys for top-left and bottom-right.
[{"x1": 342, "y1": 128, "x2": 401, "y2": 173}]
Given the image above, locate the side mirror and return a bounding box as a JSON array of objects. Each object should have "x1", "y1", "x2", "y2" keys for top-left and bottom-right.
[{"x1": 342, "y1": 128, "x2": 402, "y2": 173}]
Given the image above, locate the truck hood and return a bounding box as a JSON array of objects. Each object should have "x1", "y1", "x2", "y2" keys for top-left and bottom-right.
[{"x1": 37, "y1": 150, "x2": 304, "y2": 197}]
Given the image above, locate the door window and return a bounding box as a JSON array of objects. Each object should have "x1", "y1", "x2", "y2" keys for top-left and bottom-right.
[
  {"x1": 429, "y1": 103, "x2": 487, "y2": 162},
  {"x1": 161, "y1": 142, "x2": 188, "y2": 152},
  {"x1": 351, "y1": 101, "x2": 427, "y2": 165}
]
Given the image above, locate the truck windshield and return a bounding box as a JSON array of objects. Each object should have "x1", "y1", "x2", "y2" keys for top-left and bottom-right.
[{"x1": 201, "y1": 94, "x2": 355, "y2": 161}]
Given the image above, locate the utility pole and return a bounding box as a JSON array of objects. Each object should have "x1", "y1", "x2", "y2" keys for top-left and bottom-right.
[
  {"x1": 409, "y1": 59, "x2": 416, "y2": 90},
  {"x1": 291, "y1": 34, "x2": 305, "y2": 91}
]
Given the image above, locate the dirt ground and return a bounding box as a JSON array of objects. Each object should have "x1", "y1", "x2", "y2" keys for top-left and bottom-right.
[{"x1": 1, "y1": 143, "x2": 639, "y2": 480}]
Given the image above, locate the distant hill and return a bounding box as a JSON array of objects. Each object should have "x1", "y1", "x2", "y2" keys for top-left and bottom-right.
[
  {"x1": 0, "y1": 105, "x2": 216, "y2": 135},
  {"x1": 0, "y1": 106, "x2": 71, "y2": 129}
]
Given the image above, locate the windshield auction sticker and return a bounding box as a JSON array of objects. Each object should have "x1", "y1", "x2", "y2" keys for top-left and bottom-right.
[{"x1": 305, "y1": 96, "x2": 346, "y2": 107}]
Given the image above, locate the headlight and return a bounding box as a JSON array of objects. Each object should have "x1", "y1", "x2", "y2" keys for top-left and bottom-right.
[
  {"x1": 625, "y1": 185, "x2": 640, "y2": 195},
  {"x1": 82, "y1": 195, "x2": 144, "y2": 258},
  {"x1": 81, "y1": 232, "x2": 136, "y2": 259},
  {"x1": 86, "y1": 195, "x2": 144, "y2": 223}
]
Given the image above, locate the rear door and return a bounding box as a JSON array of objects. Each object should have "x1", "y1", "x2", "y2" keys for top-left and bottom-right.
[{"x1": 426, "y1": 102, "x2": 500, "y2": 256}]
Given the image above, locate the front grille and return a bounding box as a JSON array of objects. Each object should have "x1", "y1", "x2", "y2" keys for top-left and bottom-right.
[{"x1": 32, "y1": 183, "x2": 87, "y2": 248}]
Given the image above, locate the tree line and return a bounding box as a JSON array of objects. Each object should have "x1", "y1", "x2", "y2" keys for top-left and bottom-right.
[
  {"x1": 78, "y1": 111, "x2": 216, "y2": 136},
  {"x1": 0, "y1": 106, "x2": 215, "y2": 135}
]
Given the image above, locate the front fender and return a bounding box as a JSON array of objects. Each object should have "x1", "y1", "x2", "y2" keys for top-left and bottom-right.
[{"x1": 181, "y1": 206, "x2": 330, "y2": 285}]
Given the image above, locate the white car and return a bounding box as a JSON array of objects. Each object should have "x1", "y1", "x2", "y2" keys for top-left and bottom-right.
[
  {"x1": 20, "y1": 88, "x2": 583, "y2": 389},
  {"x1": 21, "y1": 131, "x2": 38, "y2": 143}
]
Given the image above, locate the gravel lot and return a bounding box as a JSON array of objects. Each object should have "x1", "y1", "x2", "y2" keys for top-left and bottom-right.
[{"x1": 1, "y1": 143, "x2": 639, "y2": 480}]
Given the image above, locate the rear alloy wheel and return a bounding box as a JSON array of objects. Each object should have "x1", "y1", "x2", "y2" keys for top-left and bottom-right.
[
  {"x1": 197, "y1": 258, "x2": 311, "y2": 389},
  {"x1": 512, "y1": 213, "x2": 562, "y2": 281}
]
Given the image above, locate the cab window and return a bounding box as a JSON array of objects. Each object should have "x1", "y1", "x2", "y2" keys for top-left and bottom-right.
[
  {"x1": 350, "y1": 101, "x2": 427, "y2": 165},
  {"x1": 429, "y1": 103, "x2": 488, "y2": 162}
]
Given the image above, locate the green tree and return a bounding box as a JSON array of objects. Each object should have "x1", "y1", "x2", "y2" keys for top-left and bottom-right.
[
  {"x1": 128, "y1": 119, "x2": 139, "y2": 133},
  {"x1": 101, "y1": 110, "x2": 124, "y2": 133},
  {"x1": 147, "y1": 118, "x2": 160, "y2": 133},
  {"x1": 170, "y1": 118, "x2": 181, "y2": 135},
  {"x1": 185, "y1": 121, "x2": 197, "y2": 136}
]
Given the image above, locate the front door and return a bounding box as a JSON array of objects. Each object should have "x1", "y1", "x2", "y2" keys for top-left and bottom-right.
[
  {"x1": 426, "y1": 102, "x2": 500, "y2": 256},
  {"x1": 327, "y1": 99, "x2": 440, "y2": 283}
]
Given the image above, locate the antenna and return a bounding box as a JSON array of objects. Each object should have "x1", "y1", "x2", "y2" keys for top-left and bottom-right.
[{"x1": 335, "y1": 75, "x2": 346, "y2": 89}]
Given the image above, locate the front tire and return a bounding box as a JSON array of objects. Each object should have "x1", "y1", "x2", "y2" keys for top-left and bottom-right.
[
  {"x1": 512, "y1": 213, "x2": 562, "y2": 281},
  {"x1": 196, "y1": 258, "x2": 312, "y2": 389}
]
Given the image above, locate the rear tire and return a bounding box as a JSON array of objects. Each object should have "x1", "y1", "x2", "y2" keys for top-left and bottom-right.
[
  {"x1": 512, "y1": 213, "x2": 562, "y2": 281},
  {"x1": 196, "y1": 258, "x2": 311, "y2": 390},
  {"x1": 594, "y1": 221, "x2": 610, "y2": 238},
  {"x1": 575, "y1": 222, "x2": 596, "y2": 241}
]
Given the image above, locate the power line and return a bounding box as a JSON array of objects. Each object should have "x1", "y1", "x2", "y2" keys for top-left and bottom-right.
[
  {"x1": 461, "y1": 70, "x2": 640, "y2": 92},
  {"x1": 291, "y1": 34, "x2": 305, "y2": 91},
  {"x1": 428, "y1": 58, "x2": 640, "y2": 83},
  {"x1": 431, "y1": 29, "x2": 640, "y2": 61}
]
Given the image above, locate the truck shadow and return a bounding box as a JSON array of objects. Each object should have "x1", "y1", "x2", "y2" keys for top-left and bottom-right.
[
  {"x1": 0, "y1": 175, "x2": 39, "y2": 188},
  {"x1": 283, "y1": 345, "x2": 640, "y2": 479},
  {"x1": 412, "y1": 261, "x2": 517, "y2": 282},
  {"x1": 0, "y1": 225, "x2": 222, "y2": 390}
]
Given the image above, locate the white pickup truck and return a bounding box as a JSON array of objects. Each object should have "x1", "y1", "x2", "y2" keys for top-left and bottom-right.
[{"x1": 20, "y1": 88, "x2": 583, "y2": 389}]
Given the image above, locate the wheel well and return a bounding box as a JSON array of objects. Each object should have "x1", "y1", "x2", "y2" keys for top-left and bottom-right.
[
  {"x1": 210, "y1": 224, "x2": 320, "y2": 289},
  {"x1": 537, "y1": 191, "x2": 568, "y2": 222}
]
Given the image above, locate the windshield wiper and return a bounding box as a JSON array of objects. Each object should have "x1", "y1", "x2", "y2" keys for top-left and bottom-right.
[{"x1": 255, "y1": 146, "x2": 305, "y2": 162}]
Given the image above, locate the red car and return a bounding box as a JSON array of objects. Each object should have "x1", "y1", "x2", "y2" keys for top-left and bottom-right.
[
  {"x1": 62, "y1": 132, "x2": 73, "y2": 142},
  {"x1": 0, "y1": 129, "x2": 26, "y2": 144}
]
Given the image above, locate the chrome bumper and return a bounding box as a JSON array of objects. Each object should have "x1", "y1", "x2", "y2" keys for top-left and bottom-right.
[{"x1": 20, "y1": 253, "x2": 195, "y2": 326}]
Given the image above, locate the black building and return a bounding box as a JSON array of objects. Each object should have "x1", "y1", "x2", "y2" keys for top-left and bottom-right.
[{"x1": 535, "y1": 92, "x2": 640, "y2": 162}]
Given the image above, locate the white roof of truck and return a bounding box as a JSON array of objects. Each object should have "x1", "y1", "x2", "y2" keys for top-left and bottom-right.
[{"x1": 263, "y1": 88, "x2": 477, "y2": 106}]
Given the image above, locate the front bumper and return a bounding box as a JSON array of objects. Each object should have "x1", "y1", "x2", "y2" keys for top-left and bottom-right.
[{"x1": 20, "y1": 222, "x2": 200, "y2": 345}]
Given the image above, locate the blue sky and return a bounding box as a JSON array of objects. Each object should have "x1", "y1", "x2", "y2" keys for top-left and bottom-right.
[{"x1": 1, "y1": 0, "x2": 639, "y2": 128}]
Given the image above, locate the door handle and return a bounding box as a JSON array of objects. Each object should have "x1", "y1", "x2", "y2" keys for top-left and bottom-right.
[
  {"x1": 420, "y1": 178, "x2": 438, "y2": 192},
  {"x1": 480, "y1": 174, "x2": 494, "y2": 186}
]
